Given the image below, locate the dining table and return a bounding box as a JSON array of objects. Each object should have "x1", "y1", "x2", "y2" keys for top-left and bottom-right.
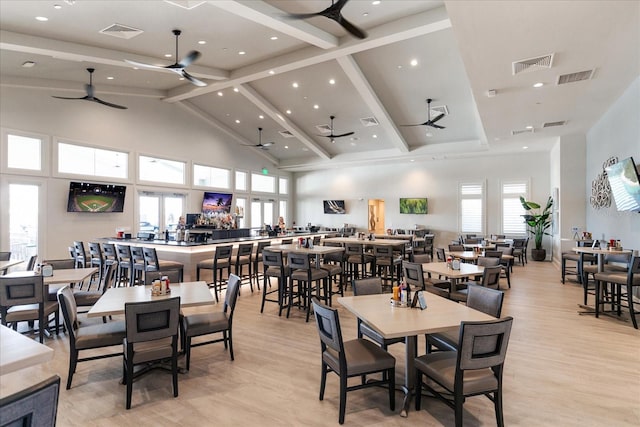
[
  {"x1": 2, "y1": 267, "x2": 98, "y2": 285},
  {"x1": 0, "y1": 324, "x2": 54, "y2": 375},
  {"x1": 0, "y1": 259, "x2": 24, "y2": 273},
  {"x1": 421, "y1": 261, "x2": 485, "y2": 293},
  {"x1": 449, "y1": 250, "x2": 515, "y2": 264},
  {"x1": 572, "y1": 247, "x2": 633, "y2": 273},
  {"x1": 264, "y1": 243, "x2": 344, "y2": 269},
  {"x1": 87, "y1": 281, "x2": 215, "y2": 317},
  {"x1": 338, "y1": 293, "x2": 493, "y2": 417}
]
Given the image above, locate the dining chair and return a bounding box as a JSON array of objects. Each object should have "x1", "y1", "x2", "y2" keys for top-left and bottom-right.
[
  {"x1": 484, "y1": 250, "x2": 511, "y2": 288},
  {"x1": 0, "y1": 274, "x2": 60, "y2": 343},
  {"x1": 144, "y1": 270, "x2": 182, "y2": 285},
  {"x1": 403, "y1": 261, "x2": 449, "y2": 298},
  {"x1": 123, "y1": 296, "x2": 181, "y2": 409},
  {"x1": 73, "y1": 241, "x2": 87, "y2": 268},
  {"x1": 57, "y1": 285, "x2": 125, "y2": 389},
  {"x1": 252, "y1": 240, "x2": 271, "y2": 291},
  {"x1": 426, "y1": 284, "x2": 505, "y2": 353},
  {"x1": 182, "y1": 274, "x2": 240, "y2": 370},
  {"x1": 115, "y1": 244, "x2": 133, "y2": 286},
  {"x1": 311, "y1": 297, "x2": 395, "y2": 425},
  {"x1": 234, "y1": 243, "x2": 254, "y2": 291},
  {"x1": 261, "y1": 249, "x2": 290, "y2": 314},
  {"x1": 0, "y1": 375, "x2": 60, "y2": 427},
  {"x1": 129, "y1": 246, "x2": 146, "y2": 286},
  {"x1": 372, "y1": 245, "x2": 403, "y2": 289},
  {"x1": 196, "y1": 244, "x2": 233, "y2": 303},
  {"x1": 451, "y1": 264, "x2": 503, "y2": 303},
  {"x1": 88, "y1": 242, "x2": 105, "y2": 285},
  {"x1": 581, "y1": 252, "x2": 630, "y2": 306},
  {"x1": 73, "y1": 263, "x2": 117, "y2": 317},
  {"x1": 511, "y1": 238, "x2": 527, "y2": 266},
  {"x1": 415, "y1": 316, "x2": 514, "y2": 427},
  {"x1": 141, "y1": 246, "x2": 184, "y2": 283},
  {"x1": 594, "y1": 255, "x2": 640, "y2": 329},
  {"x1": 435, "y1": 247, "x2": 446, "y2": 262},
  {"x1": 0, "y1": 251, "x2": 11, "y2": 275},
  {"x1": 287, "y1": 252, "x2": 328, "y2": 321},
  {"x1": 449, "y1": 244, "x2": 465, "y2": 252},
  {"x1": 344, "y1": 243, "x2": 373, "y2": 282}
]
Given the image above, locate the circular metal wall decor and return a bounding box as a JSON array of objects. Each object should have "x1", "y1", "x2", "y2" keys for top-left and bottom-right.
[{"x1": 590, "y1": 156, "x2": 617, "y2": 209}]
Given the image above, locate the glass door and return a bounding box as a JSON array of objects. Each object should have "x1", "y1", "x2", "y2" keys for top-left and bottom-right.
[
  {"x1": 8, "y1": 183, "x2": 40, "y2": 261},
  {"x1": 250, "y1": 200, "x2": 274, "y2": 229},
  {"x1": 138, "y1": 193, "x2": 185, "y2": 237}
]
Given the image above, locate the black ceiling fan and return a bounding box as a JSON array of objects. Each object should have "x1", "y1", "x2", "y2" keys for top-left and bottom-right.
[
  {"x1": 51, "y1": 68, "x2": 127, "y2": 109},
  {"x1": 124, "y1": 29, "x2": 206, "y2": 87},
  {"x1": 319, "y1": 115, "x2": 354, "y2": 143},
  {"x1": 287, "y1": 0, "x2": 367, "y2": 39},
  {"x1": 401, "y1": 98, "x2": 446, "y2": 129},
  {"x1": 243, "y1": 128, "x2": 274, "y2": 150}
]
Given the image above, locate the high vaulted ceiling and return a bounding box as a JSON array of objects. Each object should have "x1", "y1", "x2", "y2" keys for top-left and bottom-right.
[{"x1": 1, "y1": 1, "x2": 638, "y2": 171}]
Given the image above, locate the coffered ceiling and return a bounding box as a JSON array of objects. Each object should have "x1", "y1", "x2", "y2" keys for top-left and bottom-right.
[{"x1": 1, "y1": 1, "x2": 638, "y2": 171}]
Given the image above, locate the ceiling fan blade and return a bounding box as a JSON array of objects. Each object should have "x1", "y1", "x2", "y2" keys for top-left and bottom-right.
[
  {"x1": 93, "y1": 97, "x2": 128, "y2": 110},
  {"x1": 178, "y1": 50, "x2": 201, "y2": 68},
  {"x1": 400, "y1": 122, "x2": 430, "y2": 127},
  {"x1": 124, "y1": 59, "x2": 168, "y2": 70},
  {"x1": 288, "y1": 12, "x2": 321, "y2": 19},
  {"x1": 182, "y1": 70, "x2": 207, "y2": 87},
  {"x1": 336, "y1": 15, "x2": 367, "y2": 39},
  {"x1": 429, "y1": 113, "x2": 445, "y2": 124},
  {"x1": 331, "y1": 131, "x2": 354, "y2": 138},
  {"x1": 429, "y1": 124, "x2": 446, "y2": 129},
  {"x1": 52, "y1": 95, "x2": 89, "y2": 100}
]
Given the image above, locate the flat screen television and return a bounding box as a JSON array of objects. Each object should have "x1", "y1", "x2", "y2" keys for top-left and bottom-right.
[
  {"x1": 202, "y1": 192, "x2": 233, "y2": 214},
  {"x1": 400, "y1": 198, "x2": 428, "y2": 214},
  {"x1": 606, "y1": 156, "x2": 640, "y2": 212},
  {"x1": 67, "y1": 181, "x2": 126, "y2": 213},
  {"x1": 324, "y1": 200, "x2": 346, "y2": 214}
]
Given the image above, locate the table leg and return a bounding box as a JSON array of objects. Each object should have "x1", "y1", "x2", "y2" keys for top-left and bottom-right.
[{"x1": 400, "y1": 335, "x2": 418, "y2": 417}]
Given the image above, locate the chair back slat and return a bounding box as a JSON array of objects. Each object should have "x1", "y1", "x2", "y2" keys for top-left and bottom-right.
[
  {"x1": 352, "y1": 277, "x2": 382, "y2": 296},
  {"x1": 466, "y1": 285, "x2": 504, "y2": 317},
  {"x1": 262, "y1": 249, "x2": 284, "y2": 268},
  {"x1": 458, "y1": 317, "x2": 513, "y2": 371},
  {"x1": 214, "y1": 245, "x2": 233, "y2": 261},
  {"x1": 125, "y1": 297, "x2": 180, "y2": 343},
  {"x1": 288, "y1": 252, "x2": 311, "y2": 271},
  {"x1": 402, "y1": 261, "x2": 424, "y2": 290}
]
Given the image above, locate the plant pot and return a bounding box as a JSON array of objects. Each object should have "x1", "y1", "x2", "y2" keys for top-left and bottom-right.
[{"x1": 531, "y1": 248, "x2": 546, "y2": 261}]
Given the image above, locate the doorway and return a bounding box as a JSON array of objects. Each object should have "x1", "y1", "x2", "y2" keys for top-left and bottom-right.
[{"x1": 368, "y1": 199, "x2": 385, "y2": 234}]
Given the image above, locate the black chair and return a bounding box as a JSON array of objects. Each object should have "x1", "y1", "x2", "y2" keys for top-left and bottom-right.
[
  {"x1": 0, "y1": 274, "x2": 60, "y2": 343},
  {"x1": 287, "y1": 252, "x2": 328, "y2": 322},
  {"x1": 311, "y1": 298, "x2": 395, "y2": 425},
  {"x1": 115, "y1": 244, "x2": 133, "y2": 286},
  {"x1": 129, "y1": 246, "x2": 146, "y2": 286},
  {"x1": 261, "y1": 249, "x2": 290, "y2": 315},
  {"x1": 73, "y1": 241, "x2": 87, "y2": 268},
  {"x1": 0, "y1": 375, "x2": 61, "y2": 427},
  {"x1": 142, "y1": 247, "x2": 184, "y2": 283},
  {"x1": 344, "y1": 243, "x2": 373, "y2": 282},
  {"x1": 73, "y1": 263, "x2": 117, "y2": 316},
  {"x1": 511, "y1": 238, "x2": 527, "y2": 266},
  {"x1": 582, "y1": 252, "x2": 630, "y2": 306},
  {"x1": 594, "y1": 255, "x2": 639, "y2": 329},
  {"x1": 196, "y1": 245, "x2": 233, "y2": 303},
  {"x1": 123, "y1": 296, "x2": 181, "y2": 409},
  {"x1": 252, "y1": 240, "x2": 271, "y2": 291},
  {"x1": 415, "y1": 317, "x2": 514, "y2": 427},
  {"x1": 561, "y1": 240, "x2": 595, "y2": 284},
  {"x1": 403, "y1": 260, "x2": 449, "y2": 298},
  {"x1": 182, "y1": 274, "x2": 241, "y2": 370},
  {"x1": 57, "y1": 285, "x2": 125, "y2": 389},
  {"x1": 234, "y1": 243, "x2": 254, "y2": 291},
  {"x1": 372, "y1": 245, "x2": 403, "y2": 289},
  {"x1": 0, "y1": 251, "x2": 11, "y2": 275},
  {"x1": 88, "y1": 242, "x2": 105, "y2": 285}
]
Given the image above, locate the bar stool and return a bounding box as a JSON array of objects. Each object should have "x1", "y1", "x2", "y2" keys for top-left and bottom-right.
[
  {"x1": 142, "y1": 247, "x2": 184, "y2": 283},
  {"x1": 234, "y1": 243, "x2": 254, "y2": 292},
  {"x1": 345, "y1": 243, "x2": 373, "y2": 282},
  {"x1": 252, "y1": 241, "x2": 271, "y2": 291},
  {"x1": 594, "y1": 255, "x2": 639, "y2": 329},
  {"x1": 320, "y1": 244, "x2": 345, "y2": 306},
  {"x1": 115, "y1": 244, "x2": 132, "y2": 286},
  {"x1": 102, "y1": 243, "x2": 118, "y2": 268},
  {"x1": 287, "y1": 252, "x2": 328, "y2": 322},
  {"x1": 197, "y1": 245, "x2": 233, "y2": 302},
  {"x1": 373, "y1": 245, "x2": 403, "y2": 289},
  {"x1": 261, "y1": 249, "x2": 290, "y2": 314},
  {"x1": 130, "y1": 246, "x2": 146, "y2": 286},
  {"x1": 88, "y1": 242, "x2": 105, "y2": 285},
  {"x1": 73, "y1": 241, "x2": 87, "y2": 268}
]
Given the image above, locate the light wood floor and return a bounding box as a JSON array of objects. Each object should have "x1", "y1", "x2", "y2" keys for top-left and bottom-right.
[{"x1": 2, "y1": 261, "x2": 639, "y2": 426}]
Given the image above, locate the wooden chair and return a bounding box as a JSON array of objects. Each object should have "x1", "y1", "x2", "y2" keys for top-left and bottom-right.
[
  {"x1": 142, "y1": 246, "x2": 184, "y2": 283},
  {"x1": 287, "y1": 252, "x2": 328, "y2": 321},
  {"x1": 594, "y1": 255, "x2": 639, "y2": 328},
  {"x1": 252, "y1": 240, "x2": 271, "y2": 291},
  {"x1": 372, "y1": 245, "x2": 403, "y2": 289},
  {"x1": 234, "y1": 243, "x2": 254, "y2": 291},
  {"x1": 196, "y1": 245, "x2": 233, "y2": 303},
  {"x1": 261, "y1": 250, "x2": 290, "y2": 315}
]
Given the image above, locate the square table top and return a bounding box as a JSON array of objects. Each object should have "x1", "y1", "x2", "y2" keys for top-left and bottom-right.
[
  {"x1": 0, "y1": 259, "x2": 24, "y2": 271},
  {"x1": 572, "y1": 247, "x2": 632, "y2": 255},
  {"x1": 0, "y1": 325, "x2": 54, "y2": 375},
  {"x1": 421, "y1": 261, "x2": 484, "y2": 279},
  {"x1": 3, "y1": 268, "x2": 98, "y2": 284},
  {"x1": 338, "y1": 293, "x2": 493, "y2": 339},
  {"x1": 87, "y1": 281, "x2": 215, "y2": 317}
]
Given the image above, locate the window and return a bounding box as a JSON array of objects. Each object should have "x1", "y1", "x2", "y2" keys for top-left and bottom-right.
[
  {"x1": 7, "y1": 134, "x2": 42, "y2": 171},
  {"x1": 279, "y1": 200, "x2": 287, "y2": 226},
  {"x1": 138, "y1": 192, "x2": 186, "y2": 235},
  {"x1": 139, "y1": 155, "x2": 185, "y2": 185},
  {"x1": 58, "y1": 141, "x2": 127, "y2": 179},
  {"x1": 193, "y1": 164, "x2": 230, "y2": 188},
  {"x1": 251, "y1": 199, "x2": 274, "y2": 229},
  {"x1": 251, "y1": 173, "x2": 275, "y2": 193},
  {"x1": 235, "y1": 170, "x2": 247, "y2": 191},
  {"x1": 279, "y1": 177, "x2": 288, "y2": 195},
  {"x1": 8, "y1": 183, "x2": 40, "y2": 261},
  {"x1": 235, "y1": 197, "x2": 246, "y2": 228},
  {"x1": 459, "y1": 182, "x2": 484, "y2": 234},
  {"x1": 502, "y1": 181, "x2": 528, "y2": 235}
]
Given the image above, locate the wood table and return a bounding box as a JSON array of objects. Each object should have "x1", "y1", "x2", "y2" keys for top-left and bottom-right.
[
  {"x1": 0, "y1": 325, "x2": 54, "y2": 375},
  {"x1": 264, "y1": 244, "x2": 344, "y2": 269},
  {"x1": 0, "y1": 259, "x2": 24, "y2": 273},
  {"x1": 449, "y1": 251, "x2": 515, "y2": 264},
  {"x1": 3, "y1": 267, "x2": 98, "y2": 285},
  {"x1": 463, "y1": 243, "x2": 496, "y2": 250},
  {"x1": 421, "y1": 262, "x2": 484, "y2": 293},
  {"x1": 87, "y1": 281, "x2": 215, "y2": 317},
  {"x1": 572, "y1": 247, "x2": 632, "y2": 273},
  {"x1": 338, "y1": 293, "x2": 493, "y2": 417}
]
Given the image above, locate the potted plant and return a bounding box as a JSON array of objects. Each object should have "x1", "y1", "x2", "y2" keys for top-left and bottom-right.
[{"x1": 520, "y1": 195, "x2": 553, "y2": 261}]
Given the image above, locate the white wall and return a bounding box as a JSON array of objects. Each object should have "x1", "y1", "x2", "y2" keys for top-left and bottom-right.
[
  {"x1": 0, "y1": 86, "x2": 289, "y2": 259},
  {"x1": 294, "y1": 152, "x2": 551, "y2": 249},
  {"x1": 585, "y1": 77, "x2": 640, "y2": 249}
]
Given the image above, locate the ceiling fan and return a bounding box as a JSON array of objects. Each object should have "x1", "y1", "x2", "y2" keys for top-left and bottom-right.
[
  {"x1": 124, "y1": 29, "x2": 206, "y2": 87},
  {"x1": 319, "y1": 115, "x2": 355, "y2": 143},
  {"x1": 51, "y1": 68, "x2": 127, "y2": 109},
  {"x1": 401, "y1": 98, "x2": 446, "y2": 129},
  {"x1": 287, "y1": 0, "x2": 367, "y2": 39},
  {"x1": 243, "y1": 128, "x2": 274, "y2": 150}
]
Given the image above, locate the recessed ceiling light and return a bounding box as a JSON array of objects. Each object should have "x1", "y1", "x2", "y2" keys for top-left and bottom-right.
[
  {"x1": 132, "y1": 67, "x2": 139, "y2": 70},
  {"x1": 217, "y1": 91, "x2": 223, "y2": 97},
  {"x1": 35, "y1": 16, "x2": 48, "y2": 21},
  {"x1": 233, "y1": 87, "x2": 239, "y2": 92},
  {"x1": 284, "y1": 145, "x2": 289, "y2": 149},
  {"x1": 198, "y1": 40, "x2": 206, "y2": 45},
  {"x1": 21, "y1": 61, "x2": 36, "y2": 68},
  {"x1": 164, "y1": 53, "x2": 172, "y2": 58},
  {"x1": 372, "y1": 1, "x2": 381, "y2": 5},
  {"x1": 268, "y1": 70, "x2": 275, "y2": 75},
  {"x1": 350, "y1": 142, "x2": 356, "y2": 146},
  {"x1": 313, "y1": 104, "x2": 319, "y2": 109},
  {"x1": 179, "y1": 77, "x2": 184, "y2": 81},
  {"x1": 372, "y1": 134, "x2": 377, "y2": 138},
  {"x1": 426, "y1": 132, "x2": 433, "y2": 137},
  {"x1": 523, "y1": 146, "x2": 529, "y2": 150},
  {"x1": 397, "y1": 65, "x2": 402, "y2": 69},
  {"x1": 363, "y1": 12, "x2": 369, "y2": 17},
  {"x1": 259, "y1": 115, "x2": 264, "y2": 119},
  {"x1": 286, "y1": 109, "x2": 292, "y2": 115},
  {"x1": 238, "y1": 51, "x2": 246, "y2": 55},
  {"x1": 329, "y1": 79, "x2": 335, "y2": 85},
  {"x1": 292, "y1": 82, "x2": 299, "y2": 88},
  {"x1": 106, "y1": 76, "x2": 114, "y2": 80},
  {"x1": 270, "y1": 36, "x2": 278, "y2": 40},
  {"x1": 235, "y1": 119, "x2": 240, "y2": 124},
  {"x1": 410, "y1": 159, "x2": 415, "y2": 162},
  {"x1": 533, "y1": 82, "x2": 544, "y2": 88},
  {"x1": 410, "y1": 59, "x2": 418, "y2": 67},
  {"x1": 525, "y1": 125, "x2": 533, "y2": 129},
  {"x1": 332, "y1": 140, "x2": 336, "y2": 144},
  {"x1": 53, "y1": 4, "x2": 62, "y2": 9}
]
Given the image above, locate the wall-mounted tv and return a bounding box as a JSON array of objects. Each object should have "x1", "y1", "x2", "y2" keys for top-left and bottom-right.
[
  {"x1": 400, "y1": 198, "x2": 428, "y2": 214},
  {"x1": 324, "y1": 200, "x2": 346, "y2": 214},
  {"x1": 202, "y1": 192, "x2": 233, "y2": 214},
  {"x1": 606, "y1": 156, "x2": 640, "y2": 212},
  {"x1": 67, "y1": 181, "x2": 126, "y2": 213}
]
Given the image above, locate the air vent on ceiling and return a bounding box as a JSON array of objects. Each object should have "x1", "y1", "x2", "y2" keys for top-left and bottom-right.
[
  {"x1": 99, "y1": 23, "x2": 144, "y2": 39},
  {"x1": 543, "y1": 120, "x2": 567, "y2": 128},
  {"x1": 164, "y1": 0, "x2": 206, "y2": 9},
  {"x1": 430, "y1": 105, "x2": 449, "y2": 116},
  {"x1": 360, "y1": 117, "x2": 379, "y2": 127},
  {"x1": 512, "y1": 53, "x2": 554, "y2": 75},
  {"x1": 511, "y1": 129, "x2": 534, "y2": 136},
  {"x1": 557, "y1": 70, "x2": 594, "y2": 85},
  {"x1": 279, "y1": 130, "x2": 295, "y2": 138},
  {"x1": 315, "y1": 124, "x2": 332, "y2": 134}
]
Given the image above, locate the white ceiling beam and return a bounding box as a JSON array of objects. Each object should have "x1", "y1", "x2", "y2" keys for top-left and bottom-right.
[
  {"x1": 209, "y1": 1, "x2": 339, "y2": 49},
  {"x1": 237, "y1": 83, "x2": 331, "y2": 160},
  {"x1": 0, "y1": 30, "x2": 229, "y2": 81},
  {"x1": 336, "y1": 55, "x2": 409, "y2": 153},
  {"x1": 164, "y1": 6, "x2": 452, "y2": 102},
  {"x1": 177, "y1": 100, "x2": 280, "y2": 165}
]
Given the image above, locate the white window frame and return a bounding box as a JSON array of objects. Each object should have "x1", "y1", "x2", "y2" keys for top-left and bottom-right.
[
  {"x1": 193, "y1": 163, "x2": 231, "y2": 189},
  {"x1": 136, "y1": 187, "x2": 188, "y2": 235},
  {"x1": 137, "y1": 153, "x2": 188, "y2": 188},
  {"x1": 279, "y1": 176, "x2": 289, "y2": 195},
  {"x1": 501, "y1": 180, "x2": 529, "y2": 236},
  {"x1": 250, "y1": 171, "x2": 276, "y2": 194},
  {"x1": 1, "y1": 128, "x2": 50, "y2": 176},
  {"x1": 53, "y1": 138, "x2": 130, "y2": 183},
  {"x1": 235, "y1": 169, "x2": 248, "y2": 192},
  {"x1": 458, "y1": 181, "x2": 486, "y2": 235}
]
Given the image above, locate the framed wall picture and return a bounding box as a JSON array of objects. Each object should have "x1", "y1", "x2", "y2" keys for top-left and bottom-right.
[{"x1": 399, "y1": 198, "x2": 428, "y2": 214}]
